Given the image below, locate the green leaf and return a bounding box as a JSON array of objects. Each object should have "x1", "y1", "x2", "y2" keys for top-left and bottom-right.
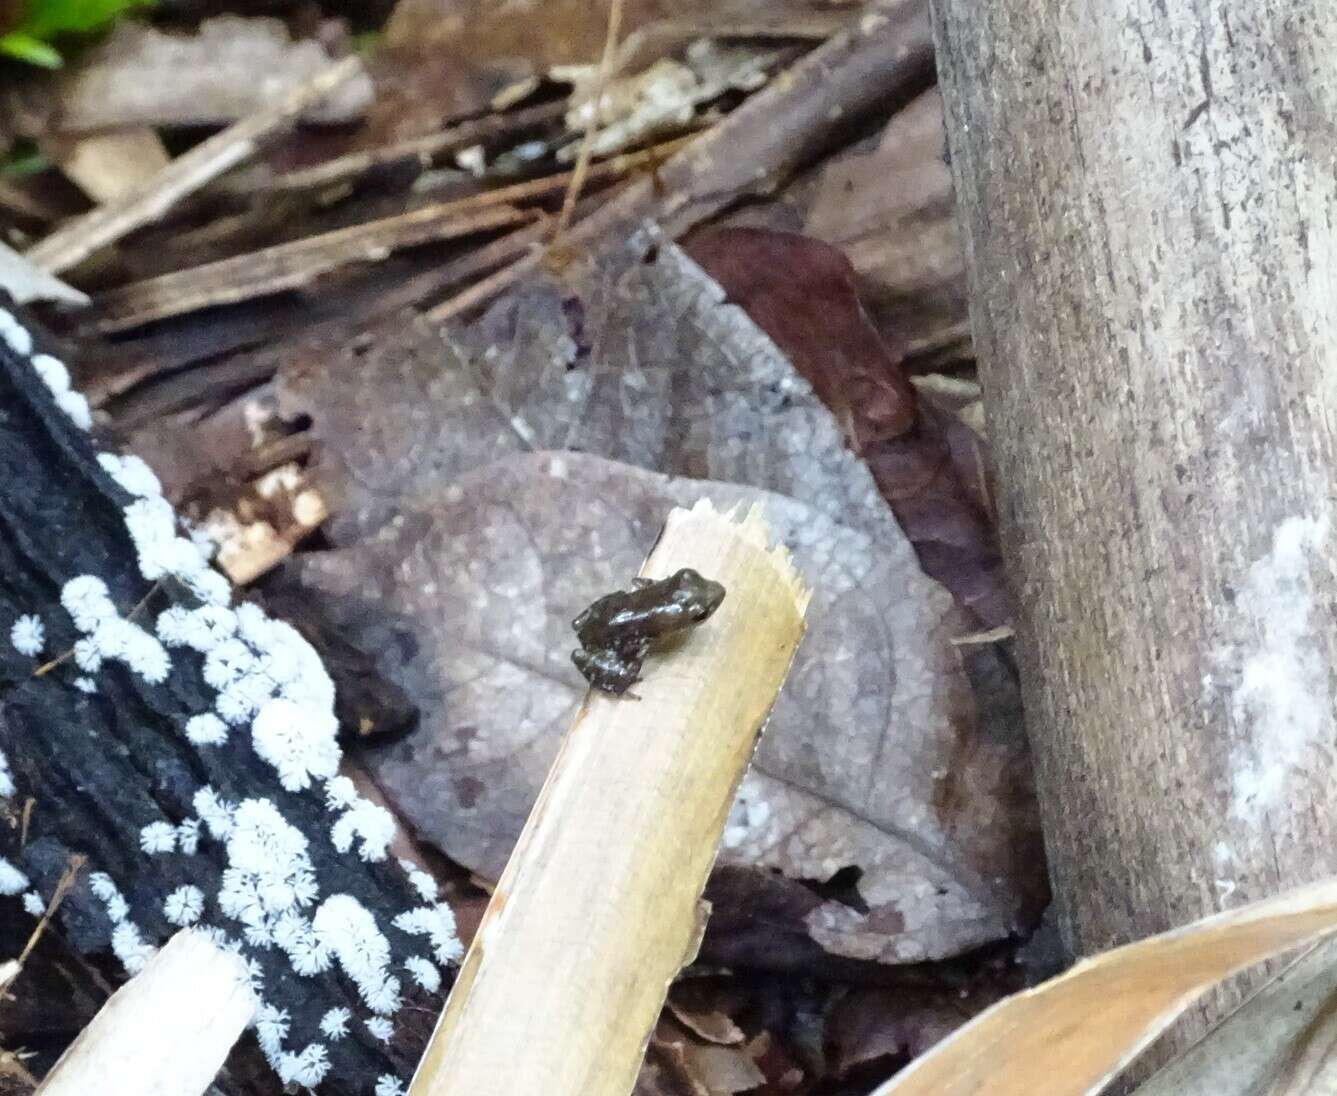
[
  {"x1": 1, "y1": 140, "x2": 52, "y2": 177},
  {"x1": 1, "y1": 0, "x2": 155, "y2": 67},
  {"x1": 21, "y1": 0, "x2": 151, "y2": 39},
  {"x1": 0, "y1": 30, "x2": 63, "y2": 66}
]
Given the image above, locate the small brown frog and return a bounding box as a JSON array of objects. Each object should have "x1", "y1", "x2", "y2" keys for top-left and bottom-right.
[{"x1": 571, "y1": 568, "x2": 727, "y2": 695}]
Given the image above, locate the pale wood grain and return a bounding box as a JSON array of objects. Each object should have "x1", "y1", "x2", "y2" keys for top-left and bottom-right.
[
  {"x1": 35, "y1": 930, "x2": 255, "y2": 1096},
  {"x1": 409, "y1": 500, "x2": 808, "y2": 1096}
]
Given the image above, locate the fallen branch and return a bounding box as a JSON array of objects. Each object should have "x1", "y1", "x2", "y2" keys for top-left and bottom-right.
[
  {"x1": 409, "y1": 500, "x2": 809, "y2": 1096},
  {"x1": 95, "y1": 203, "x2": 531, "y2": 331},
  {"x1": 932, "y1": 0, "x2": 1337, "y2": 1055},
  {"x1": 34, "y1": 930, "x2": 255, "y2": 1096},
  {"x1": 25, "y1": 57, "x2": 363, "y2": 275}
]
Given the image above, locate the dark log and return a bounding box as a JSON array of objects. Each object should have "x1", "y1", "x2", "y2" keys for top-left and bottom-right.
[
  {"x1": 933, "y1": 0, "x2": 1337, "y2": 1032},
  {"x1": 0, "y1": 299, "x2": 448, "y2": 1095}
]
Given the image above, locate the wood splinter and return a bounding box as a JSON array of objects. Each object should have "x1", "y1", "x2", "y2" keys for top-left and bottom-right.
[
  {"x1": 409, "y1": 499, "x2": 809, "y2": 1096},
  {"x1": 34, "y1": 929, "x2": 256, "y2": 1096}
]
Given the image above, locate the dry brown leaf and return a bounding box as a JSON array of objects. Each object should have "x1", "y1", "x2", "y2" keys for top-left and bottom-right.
[
  {"x1": 667, "y1": 992, "x2": 746, "y2": 1046},
  {"x1": 281, "y1": 450, "x2": 1039, "y2": 963},
  {"x1": 683, "y1": 226, "x2": 1004, "y2": 628},
  {"x1": 826, "y1": 980, "x2": 1012, "y2": 1078},
  {"x1": 272, "y1": 230, "x2": 1041, "y2": 963},
  {"x1": 646, "y1": 1018, "x2": 769, "y2": 1096},
  {"x1": 279, "y1": 228, "x2": 921, "y2": 549},
  {"x1": 673, "y1": 1043, "x2": 766, "y2": 1095},
  {"x1": 683, "y1": 227, "x2": 916, "y2": 446},
  {"x1": 868, "y1": 879, "x2": 1337, "y2": 1096}
]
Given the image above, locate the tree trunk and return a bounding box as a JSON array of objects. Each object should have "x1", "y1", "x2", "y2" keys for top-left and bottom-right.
[{"x1": 931, "y1": 0, "x2": 1337, "y2": 985}]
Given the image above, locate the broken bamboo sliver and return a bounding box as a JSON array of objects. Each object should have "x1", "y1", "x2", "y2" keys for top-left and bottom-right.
[
  {"x1": 409, "y1": 499, "x2": 809, "y2": 1096},
  {"x1": 34, "y1": 929, "x2": 256, "y2": 1096}
]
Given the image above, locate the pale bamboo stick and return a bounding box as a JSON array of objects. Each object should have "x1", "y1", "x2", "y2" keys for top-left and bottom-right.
[
  {"x1": 35, "y1": 929, "x2": 255, "y2": 1096},
  {"x1": 409, "y1": 499, "x2": 809, "y2": 1096}
]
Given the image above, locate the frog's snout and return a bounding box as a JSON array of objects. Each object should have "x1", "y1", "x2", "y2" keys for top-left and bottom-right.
[{"x1": 693, "y1": 582, "x2": 726, "y2": 620}]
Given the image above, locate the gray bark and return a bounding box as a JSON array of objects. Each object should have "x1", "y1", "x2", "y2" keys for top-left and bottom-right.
[{"x1": 931, "y1": 0, "x2": 1337, "y2": 983}]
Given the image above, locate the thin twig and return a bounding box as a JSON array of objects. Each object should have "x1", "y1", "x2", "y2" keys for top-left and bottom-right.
[
  {"x1": 2, "y1": 853, "x2": 86, "y2": 995},
  {"x1": 17, "y1": 856, "x2": 84, "y2": 967},
  {"x1": 551, "y1": 0, "x2": 625, "y2": 248},
  {"x1": 26, "y1": 57, "x2": 364, "y2": 275},
  {"x1": 34, "y1": 580, "x2": 163, "y2": 676}
]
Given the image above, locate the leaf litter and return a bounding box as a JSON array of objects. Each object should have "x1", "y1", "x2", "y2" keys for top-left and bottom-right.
[{"x1": 7, "y1": 6, "x2": 1052, "y2": 1090}]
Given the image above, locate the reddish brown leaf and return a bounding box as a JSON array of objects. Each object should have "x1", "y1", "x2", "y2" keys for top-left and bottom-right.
[
  {"x1": 685, "y1": 227, "x2": 916, "y2": 446},
  {"x1": 863, "y1": 403, "x2": 1008, "y2": 629},
  {"x1": 686, "y1": 225, "x2": 1007, "y2": 628}
]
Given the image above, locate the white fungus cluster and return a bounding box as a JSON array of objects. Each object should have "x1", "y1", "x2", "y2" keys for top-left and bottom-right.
[
  {"x1": 312, "y1": 893, "x2": 402, "y2": 1014},
  {"x1": 124, "y1": 500, "x2": 231, "y2": 607},
  {"x1": 321, "y1": 1006, "x2": 352, "y2": 1039},
  {"x1": 62, "y1": 576, "x2": 170, "y2": 684},
  {"x1": 163, "y1": 885, "x2": 205, "y2": 926},
  {"x1": 96, "y1": 453, "x2": 161, "y2": 499},
  {"x1": 404, "y1": 954, "x2": 441, "y2": 993},
  {"x1": 2, "y1": 309, "x2": 463, "y2": 1093},
  {"x1": 0, "y1": 307, "x2": 93, "y2": 431},
  {"x1": 0, "y1": 857, "x2": 29, "y2": 895},
  {"x1": 89, "y1": 872, "x2": 157, "y2": 974},
  {"x1": 0, "y1": 749, "x2": 13, "y2": 798},
  {"x1": 139, "y1": 821, "x2": 178, "y2": 854},
  {"x1": 392, "y1": 904, "x2": 462, "y2": 967},
  {"x1": 0, "y1": 854, "x2": 44, "y2": 918},
  {"x1": 10, "y1": 614, "x2": 44, "y2": 657}
]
